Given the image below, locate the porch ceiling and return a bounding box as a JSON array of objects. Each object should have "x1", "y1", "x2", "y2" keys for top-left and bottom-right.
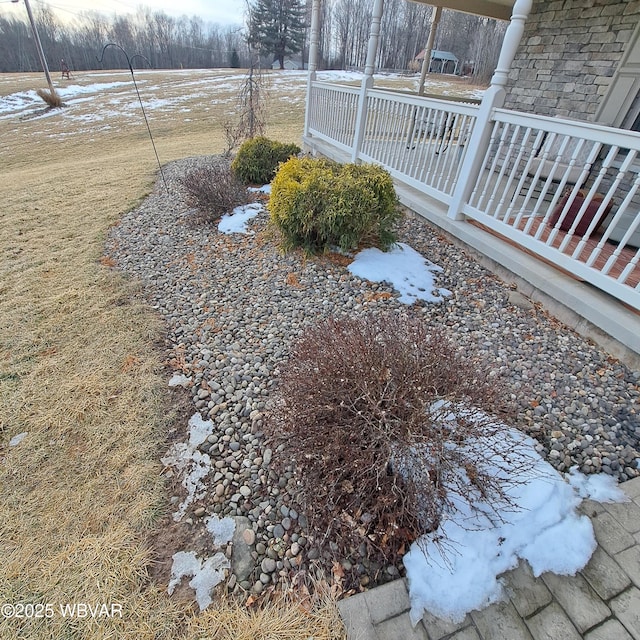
[{"x1": 407, "y1": 0, "x2": 514, "y2": 21}]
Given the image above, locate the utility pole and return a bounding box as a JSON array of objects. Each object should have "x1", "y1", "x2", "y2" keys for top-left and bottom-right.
[{"x1": 12, "y1": 0, "x2": 59, "y2": 100}]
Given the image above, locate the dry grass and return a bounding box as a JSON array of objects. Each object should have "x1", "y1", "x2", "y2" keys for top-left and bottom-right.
[
  {"x1": 0, "y1": 69, "x2": 344, "y2": 639},
  {"x1": 36, "y1": 87, "x2": 63, "y2": 108}
]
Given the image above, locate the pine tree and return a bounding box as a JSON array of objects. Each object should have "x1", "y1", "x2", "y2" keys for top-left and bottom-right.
[
  {"x1": 230, "y1": 48, "x2": 241, "y2": 68},
  {"x1": 248, "y1": 0, "x2": 306, "y2": 70}
]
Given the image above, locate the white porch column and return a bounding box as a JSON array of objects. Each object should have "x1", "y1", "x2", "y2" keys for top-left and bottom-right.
[
  {"x1": 418, "y1": 6, "x2": 442, "y2": 96},
  {"x1": 351, "y1": 0, "x2": 384, "y2": 162},
  {"x1": 303, "y1": 0, "x2": 321, "y2": 139},
  {"x1": 447, "y1": 0, "x2": 533, "y2": 220}
]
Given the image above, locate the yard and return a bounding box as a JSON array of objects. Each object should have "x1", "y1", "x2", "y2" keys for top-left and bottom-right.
[
  {"x1": 0, "y1": 67, "x2": 341, "y2": 639},
  {"x1": 1, "y1": 67, "x2": 639, "y2": 638}
]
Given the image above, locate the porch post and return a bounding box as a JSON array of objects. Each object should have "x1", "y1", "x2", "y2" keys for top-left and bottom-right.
[
  {"x1": 447, "y1": 0, "x2": 532, "y2": 220},
  {"x1": 303, "y1": 0, "x2": 321, "y2": 140},
  {"x1": 418, "y1": 5, "x2": 442, "y2": 96},
  {"x1": 351, "y1": 0, "x2": 384, "y2": 162}
]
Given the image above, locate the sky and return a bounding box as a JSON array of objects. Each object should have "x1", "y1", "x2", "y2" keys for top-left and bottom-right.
[{"x1": 0, "y1": 0, "x2": 246, "y2": 26}]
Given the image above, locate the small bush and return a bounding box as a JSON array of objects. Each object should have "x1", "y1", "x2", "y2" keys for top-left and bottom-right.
[
  {"x1": 36, "y1": 88, "x2": 63, "y2": 108},
  {"x1": 267, "y1": 314, "x2": 523, "y2": 572},
  {"x1": 268, "y1": 157, "x2": 400, "y2": 253},
  {"x1": 231, "y1": 136, "x2": 301, "y2": 185},
  {"x1": 180, "y1": 162, "x2": 254, "y2": 223}
]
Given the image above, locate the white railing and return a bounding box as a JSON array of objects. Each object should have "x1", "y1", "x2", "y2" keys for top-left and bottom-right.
[
  {"x1": 358, "y1": 89, "x2": 478, "y2": 204},
  {"x1": 463, "y1": 110, "x2": 640, "y2": 310},
  {"x1": 307, "y1": 82, "x2": 479, "y2": 202},
  {"x1": 307, "y1": 82, "x2": 360, "y2": 152},
  {"x1": 305, "y1": 81, "x2": 640, "y2": 311}
]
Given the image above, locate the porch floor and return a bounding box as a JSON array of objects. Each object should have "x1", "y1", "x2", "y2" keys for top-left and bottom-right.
[{"x1": 476, "y1": 216, "x2": 640, "y2": 291}]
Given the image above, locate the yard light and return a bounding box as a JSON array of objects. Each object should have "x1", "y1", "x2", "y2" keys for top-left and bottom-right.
[{"x1": 13, "y1": 0, "x2": 60, "y2": 103}]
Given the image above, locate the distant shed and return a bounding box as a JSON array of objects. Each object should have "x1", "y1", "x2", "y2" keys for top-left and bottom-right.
[
  {"x1": 413, "y1": 48, "x2": 459, "y2": 75},
  {"x1": 271, "y1": 56, "x2": 306, "y2": 70}
]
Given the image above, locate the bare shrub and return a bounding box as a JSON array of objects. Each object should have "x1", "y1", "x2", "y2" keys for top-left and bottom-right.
[
  {"x1": 268, "y1": 313, "x2": 524, "y2": 569},
  {"x1": 222, "y1": 61, "x2": 267, "y2": 157},
  {"x1": 36, "y1": 88, "x2": 63, "y2": 108},
  {"x1": 180, "y1": 162, "x2": 255, "y2": 223}
]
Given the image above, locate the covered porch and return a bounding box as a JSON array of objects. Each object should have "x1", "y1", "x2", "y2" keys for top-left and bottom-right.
[{"x1": 302, "y1": 0, "x2": 640, "y2": 363}]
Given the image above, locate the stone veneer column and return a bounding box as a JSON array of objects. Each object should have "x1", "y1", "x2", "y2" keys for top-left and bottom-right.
[{"x1": 503, "y1": 0, "x2": 637, "y2": 121}]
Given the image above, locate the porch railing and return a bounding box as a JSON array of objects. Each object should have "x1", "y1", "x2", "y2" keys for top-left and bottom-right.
[
  {"x1": 463, "y1": 110, "x2": 640, "y2": 310},
  {"x1": 307, "y1": 82, "x2": 360, "y2": 152},
  {"x1": 305, "y1": 80, "x2": 640, "y2": 311},
  {"x1": 359, "y1": 89, "x2": 478, "y2": 204}
]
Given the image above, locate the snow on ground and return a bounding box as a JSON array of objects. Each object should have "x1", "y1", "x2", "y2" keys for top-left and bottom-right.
[
  {"x1": 8, "y1": 432, "x2": 28, "y2": 447},
  {"x1": 218, "y1": 202, "x2": 264, "y2": 234},
  {"x1": 162, "y1": 414, "x2": 236, "y2": 609},
  {"x1": 248, "y1": 184, "x2": 272, "y2": 194},
  {"x1": 205, "y1": 514, "x2": 235, "y2": 545},
  {"x1": 168, "y1": 372, "x2": 192, "y2": 387},
  {"x1": 403, "y1": 425, "x2": 625, "y2": 625},
  {"x1": 1, "y1": 68, "x2": 480, "y2": 135},
  {"x1": 567, "y1": 466, "x2": 630, "y2": 502},
  {"x1": 160, "y1": 413, "x2": 215, "y2": 521},
  {"x1": 0, "y1": 81, "x2": 137, "y2": 120},
  {"x1": 348, "y1": 242, "x2": 452, "y2": 304},
  {"x1": 168, "y1": 550, "x2": 230, "y2": 611}
]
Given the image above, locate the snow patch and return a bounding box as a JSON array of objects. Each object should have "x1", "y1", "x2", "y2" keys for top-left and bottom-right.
[
  {"x1": 567, "y1": 467, "x2": 630, "y2": 503},
  {"x1": 168, "y1": 550, "x2": 229, "y2": 611},
  {"x1": 248, "y1": 184, "x2": 271, "y2": 194},
  {"x1": 9, "y1": 432, "x2": 28, "y2": 447},
  {"x1": 218, "y1": 202, "x2": 264, "y2": 234},
  {"x1": 205, "y1": 514, "x2": 236, "y2": 546},
  {"x1": 168, "y1": 373, "x2": 191, "y2": 388},
  {"x1": 348, "y1": 242, "x2": 451, "y2": 304},
  {"x1": 160, "y1": 413, "x2": 214, "y2": 521},
  {"x1": 403, "y1": 427, "x2": 616, "y2": 625}
]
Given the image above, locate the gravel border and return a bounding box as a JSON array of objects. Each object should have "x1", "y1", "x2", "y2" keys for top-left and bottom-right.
[{"x1": 106, "y1": 155, "x2": 640, "y2": 594}]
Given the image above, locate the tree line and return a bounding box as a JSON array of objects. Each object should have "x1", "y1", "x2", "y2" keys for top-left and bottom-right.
[
  {"x1": 0, "y1": 5, "x2": 250, "y2": 74},
  {"x1": 0, "y1": 0, "x2": 506, "y2": 83},
  {"x1": 317, "y1": 0, "x2": 506, "y2": 82}
]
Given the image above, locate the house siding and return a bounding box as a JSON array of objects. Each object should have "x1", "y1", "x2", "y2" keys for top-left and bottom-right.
[{"x1": 503, "y1": 0, "x2": 640, "y2": 120}]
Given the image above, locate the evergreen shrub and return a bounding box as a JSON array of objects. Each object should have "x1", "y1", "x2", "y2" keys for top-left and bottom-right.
[
  {"x1": 268, "y1": 156, "x2": 400, "y2": 253},
  {"x1": 231, "y1": 136, "x2": 301, "y2": 185}
]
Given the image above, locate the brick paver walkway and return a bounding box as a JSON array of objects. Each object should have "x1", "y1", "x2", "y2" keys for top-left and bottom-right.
[{"x1": 338, "y1": 476, "x2": 640, "y2": 640}]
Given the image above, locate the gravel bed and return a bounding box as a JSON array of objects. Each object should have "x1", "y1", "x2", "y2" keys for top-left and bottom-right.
[{"x1": 106, "y1": 155, "x2": 640, "y2": 593}]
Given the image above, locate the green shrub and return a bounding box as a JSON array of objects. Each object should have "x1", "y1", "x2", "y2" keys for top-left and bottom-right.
[
  {"x1": 268, "y1": 156, "x2": 400, "y2": 253},
  {"x1": 231, "y1": 136, "x2": 301, "y2": 185}
]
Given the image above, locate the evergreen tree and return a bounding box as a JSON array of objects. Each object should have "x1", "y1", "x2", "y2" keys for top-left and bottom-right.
[
  {"x1": 230, "y1": 47, "x2": 241, "y2": 68},
  {"x1": 248, "y1": 0, "x2": 306, "y2": 70}
]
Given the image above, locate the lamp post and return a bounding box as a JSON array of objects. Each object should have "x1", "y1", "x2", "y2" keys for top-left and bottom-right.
[{"x1": 12, "y1": 0, "x2": 59, "y2": 100}]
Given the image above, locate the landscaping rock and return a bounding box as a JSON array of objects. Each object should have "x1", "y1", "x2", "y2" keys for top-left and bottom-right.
[{"x1": 106, "y1": 155, "x2": 640, "y2": 595}]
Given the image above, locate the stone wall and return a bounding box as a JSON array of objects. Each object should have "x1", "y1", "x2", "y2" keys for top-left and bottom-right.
[{"x1": 503, "y1": 0, "x2": 640, "y2": 121}]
